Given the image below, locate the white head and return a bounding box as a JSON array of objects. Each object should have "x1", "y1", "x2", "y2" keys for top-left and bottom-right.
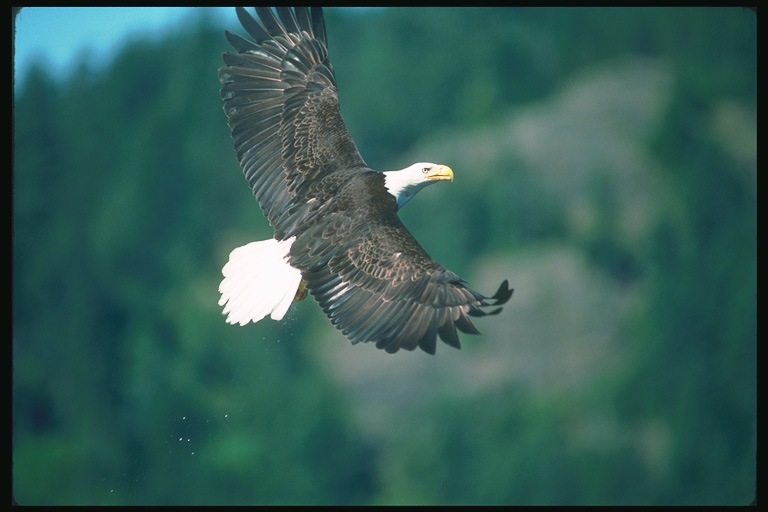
[{"x1": 383, "y1": 162, "x2": 454, "y2": 209}]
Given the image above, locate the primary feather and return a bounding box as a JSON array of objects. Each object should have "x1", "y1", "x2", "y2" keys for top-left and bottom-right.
[{"x1": 218, "y1": 7, "x2": 512, "y2": 354}]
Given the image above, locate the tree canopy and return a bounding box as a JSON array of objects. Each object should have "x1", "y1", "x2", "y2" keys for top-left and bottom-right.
[{"x1": 13, "y1": 7, "x2": 755, "y2": 505}]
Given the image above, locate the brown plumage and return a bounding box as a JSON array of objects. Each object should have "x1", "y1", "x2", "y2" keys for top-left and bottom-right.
[{"x1": 218, "y1": 7, "x2": 512, "y2": 354}]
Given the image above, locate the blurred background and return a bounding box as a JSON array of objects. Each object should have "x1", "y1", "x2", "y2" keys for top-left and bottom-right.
[{"x1": 12, "y1": 7, "x2": 755, "y2": 505}]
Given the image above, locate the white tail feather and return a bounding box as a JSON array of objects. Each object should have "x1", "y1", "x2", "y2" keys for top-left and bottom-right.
[{"x1": 218, "y1": 237, "x2": 303, "y2": 324}]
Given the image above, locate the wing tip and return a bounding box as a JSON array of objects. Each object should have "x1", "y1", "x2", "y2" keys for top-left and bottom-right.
[
  {"x1": 343, "y1": 278, "x2": 514, "y2": 355},
  {"x1": 492, "y1": 279, "x2": 514, "y2": 305}
]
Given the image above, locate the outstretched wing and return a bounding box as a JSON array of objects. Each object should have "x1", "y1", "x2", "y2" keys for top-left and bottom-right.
[
  {"x1": 219, "y1": 7, "x2": 367, "y2": 239},
  {"x1": 290, "y1": 187, "x2": 514, "y2": 355}
]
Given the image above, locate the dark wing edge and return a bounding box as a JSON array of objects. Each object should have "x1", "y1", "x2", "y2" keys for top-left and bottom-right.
[
  {"x1": 307, "y1": 265, "x2": 513, "y2": 355},
  {"x1": 294, "y1": 214, "x2": 514, "y2": 355},
  {"x1": 219, "y1": 7, "x2": 366, "y2": 237}
]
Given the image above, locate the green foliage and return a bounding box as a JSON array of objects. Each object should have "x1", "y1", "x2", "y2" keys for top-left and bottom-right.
[{"x1": 14, "y1": 7, "x2": 755, "y2": 505}]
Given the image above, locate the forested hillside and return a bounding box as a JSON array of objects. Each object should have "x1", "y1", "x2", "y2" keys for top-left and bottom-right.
[{"x1": 13, "y1": 7, "x2": 755, "y2": 505}]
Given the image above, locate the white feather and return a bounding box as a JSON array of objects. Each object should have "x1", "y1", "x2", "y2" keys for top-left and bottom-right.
[{"x1": 218, "y1": 237, "x2": 303, "y2": 325}]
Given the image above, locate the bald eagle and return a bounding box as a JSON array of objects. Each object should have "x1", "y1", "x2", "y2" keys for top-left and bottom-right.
[{"x1": 218, "y1": 7, "x2": 512, "y2": 354}]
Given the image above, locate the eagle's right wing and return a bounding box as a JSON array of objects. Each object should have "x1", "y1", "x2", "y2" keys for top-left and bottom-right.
[{"x1": 219, "y1": 7, "x2": 367, "y2": 239}]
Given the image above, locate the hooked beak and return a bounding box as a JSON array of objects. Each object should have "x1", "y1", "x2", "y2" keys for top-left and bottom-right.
[{"x1": 426, "y1": 164, "x2": 454, "y2": 182}]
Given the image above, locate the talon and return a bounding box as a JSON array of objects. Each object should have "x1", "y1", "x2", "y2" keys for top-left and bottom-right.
[{"x1": 294, "y1": 280, "x2": 308, "y2": 302}]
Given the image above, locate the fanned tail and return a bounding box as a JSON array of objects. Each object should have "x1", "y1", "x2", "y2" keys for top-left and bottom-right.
[{"x1": 218, "y1": 237, "x2": 303, "y2": 325}]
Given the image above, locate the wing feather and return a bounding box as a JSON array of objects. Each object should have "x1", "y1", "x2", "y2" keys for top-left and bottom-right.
[
  {"x1": 291, "y1": 193, "x2": 513, "y2": 354},
  {"x1": 220, "y1": 7, "x2": 366, "y2": 239}
]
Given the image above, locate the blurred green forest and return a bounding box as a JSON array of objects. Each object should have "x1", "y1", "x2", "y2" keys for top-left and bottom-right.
[{"x1": 13, "y1": 7, "x2": 755, "y2": 505}]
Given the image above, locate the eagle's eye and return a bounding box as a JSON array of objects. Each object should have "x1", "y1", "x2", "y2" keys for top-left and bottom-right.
[{"x1": 421, "y1": 167, "x2": 430, "y2": 174}]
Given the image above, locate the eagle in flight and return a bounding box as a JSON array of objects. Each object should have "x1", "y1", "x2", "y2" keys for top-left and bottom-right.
[{"x1": 218, "y1": 7, "x2": 512, "y2": 354}]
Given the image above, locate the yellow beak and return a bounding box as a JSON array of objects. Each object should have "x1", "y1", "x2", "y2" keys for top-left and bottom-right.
[{"x1": 426, "y1": 164, "x2": 454, "y2": 182}]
